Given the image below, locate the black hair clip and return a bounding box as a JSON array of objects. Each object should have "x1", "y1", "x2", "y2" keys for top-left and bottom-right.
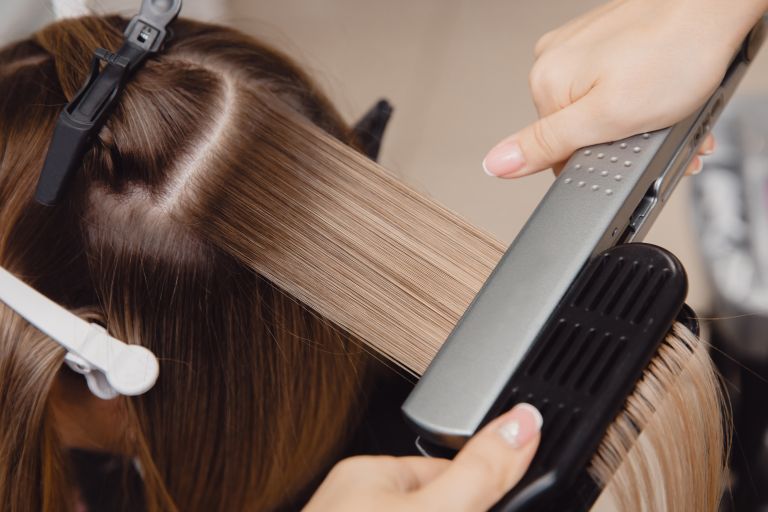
[
  {"x1": 352, "y1": 99, "x2": 393, "y2": 162},
  {"x1": 35, "y1": 0, "x2": 183, "y2": 206}
]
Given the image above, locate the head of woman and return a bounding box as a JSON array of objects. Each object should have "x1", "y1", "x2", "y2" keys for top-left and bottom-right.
[
  {"x1": 0, "y1": 15, "x2": 375, "y2": 511},
  {"x1": 0, "y1": 14, "x2": 729, "y2": 512}
]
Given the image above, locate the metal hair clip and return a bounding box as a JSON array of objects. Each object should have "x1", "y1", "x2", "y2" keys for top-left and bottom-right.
[
  {"x1": 35, "y1": 0, "x2": 183, "y2": 206},
  {"x1": 0, "y1": 267, "x2": 159, "y2": 399}
]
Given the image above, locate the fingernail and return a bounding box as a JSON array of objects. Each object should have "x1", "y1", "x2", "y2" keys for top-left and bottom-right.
[
  {"x1": 483, "y1": 139, "x2": 526, "y2": 177},
  {"x1": 482, "y1": 158, "x2": 496, "y2": 176},
  {"x1": 496, "y1": 403, "x2": 543, "y2": 448}
]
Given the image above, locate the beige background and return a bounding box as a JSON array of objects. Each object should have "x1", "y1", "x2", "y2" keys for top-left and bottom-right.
[{"x1": 6, "y1": 0, "x2": 768, "y2": 310}]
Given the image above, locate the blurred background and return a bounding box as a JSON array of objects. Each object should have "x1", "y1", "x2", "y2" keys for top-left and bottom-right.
[{"x1": 3, "y1": 1, "x2": 768, "y2": 510}]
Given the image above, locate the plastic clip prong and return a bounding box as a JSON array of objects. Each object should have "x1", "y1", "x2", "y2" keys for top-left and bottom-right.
[
  {"x1": 125, "y1": 0, "x2": 183, "y2": 53},
  {"x1": 0, "y1": 267, "x2": 159, "y2": 399},
  {"x1": 64, "y1": 324, "x2": 159, "y2": 400}
]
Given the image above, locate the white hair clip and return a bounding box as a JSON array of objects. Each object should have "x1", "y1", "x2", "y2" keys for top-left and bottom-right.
[{"x1": 0, "y1": 266, "x2": 159, "y2": 399}]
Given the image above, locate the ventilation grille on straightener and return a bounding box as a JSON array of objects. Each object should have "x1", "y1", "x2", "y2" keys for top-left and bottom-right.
[{"x1": 502, "y1": 247, "x2": 680, "y2": 471}]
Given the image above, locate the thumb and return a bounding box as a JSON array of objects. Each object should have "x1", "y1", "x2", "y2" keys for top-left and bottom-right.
[
  {"x1": 483, "y1": 97, "x2": 611, "y2": 178},
  {"x1": 413, "y1": 403, "x2": 543, "y2": 512}
]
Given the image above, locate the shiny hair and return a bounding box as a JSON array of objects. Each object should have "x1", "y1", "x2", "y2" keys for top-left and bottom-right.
[
  {"x1": 0, "y1": 16, "x2": 369, "y2": 511},
  {"x1": 0, "y1": 16, "x2": 727, "y2": 511}
]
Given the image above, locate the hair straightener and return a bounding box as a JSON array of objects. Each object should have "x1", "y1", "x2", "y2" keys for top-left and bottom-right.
[{"x1": 402, "y1": 17, "x2": 766, "y2": 511}]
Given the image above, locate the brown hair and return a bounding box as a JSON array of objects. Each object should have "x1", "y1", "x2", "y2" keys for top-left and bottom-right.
[
  {"x1": 0, "y1": 15, "x2": 727, "y2": 511},
  {"x1": 0, "y1": 16, "x2": 370, "y2": 511}
]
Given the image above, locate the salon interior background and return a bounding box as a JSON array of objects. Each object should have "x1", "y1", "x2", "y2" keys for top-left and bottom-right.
[{"x1": 4, "y1": 0, "x2": 768, "y2": 311}]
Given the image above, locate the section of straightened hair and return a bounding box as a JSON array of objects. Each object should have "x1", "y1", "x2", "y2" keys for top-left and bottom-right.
[
  {"x1": 186, "y1": 86, "x2": 504, "y2": 375},
  {"x1": 591, "y1": 323, "x2": 728, "y2": 511}
]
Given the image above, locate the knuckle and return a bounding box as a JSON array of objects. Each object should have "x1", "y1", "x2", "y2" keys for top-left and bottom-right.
[
  {"x1": 329, "y1": 457, "x2": 355, "y2": 477},
  {"x1": 528, "y1": 58, "x2": 556, "y2": 94},
  {"x1": 330, "y1": 456, "x2": 370, "y2": 477},
  {"x1": 533, "y1": 30, "x2": 556, "y2": 57}
]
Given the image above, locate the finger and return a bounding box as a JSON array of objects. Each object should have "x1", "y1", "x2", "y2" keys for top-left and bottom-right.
[
  {"x1": 414, "y1": 403, "x2": 542, "y2": 512},
  {"x1": 483, "y1": 95, "x2": 613, "y2": 178},
  {"x1": 698, "y1": 133, "x2": 716, "y2": 156},
  {"x1": 327, "y1": 455, "x2": 449, "y2": 492},
  {"x1": 528, "y1": 54, "x2": 596, "y2": 119},
  {"x1": 685, "y1": 156, "x2": 703, "y2": 176},
  {"x1": 305, "y1": 455, "x2": 447, "y2": 511},
  {"x1": 528, "y1": 62, "x2": 586, "y2": 119},
  {"x1": 386, "y1": 457, "x2": 451, "y2": 492}
]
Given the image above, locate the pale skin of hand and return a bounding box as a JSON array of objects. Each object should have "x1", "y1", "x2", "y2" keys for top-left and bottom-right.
[{"x1": 483, "y1": 0, "x2": 768, "y2": 178}]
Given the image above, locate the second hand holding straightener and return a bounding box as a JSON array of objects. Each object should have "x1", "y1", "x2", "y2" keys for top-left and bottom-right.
[{"x1": 403, "y1": 17, "x2": 766, "y2": 511}]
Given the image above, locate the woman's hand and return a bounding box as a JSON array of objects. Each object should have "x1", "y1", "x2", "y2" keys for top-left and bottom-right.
[
  {"x1": 482, "y1": 0, "x2": 766, "y2": 178},
  {"x1": 303, "y1": 403, "x2": 542, "y2": 512}
]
